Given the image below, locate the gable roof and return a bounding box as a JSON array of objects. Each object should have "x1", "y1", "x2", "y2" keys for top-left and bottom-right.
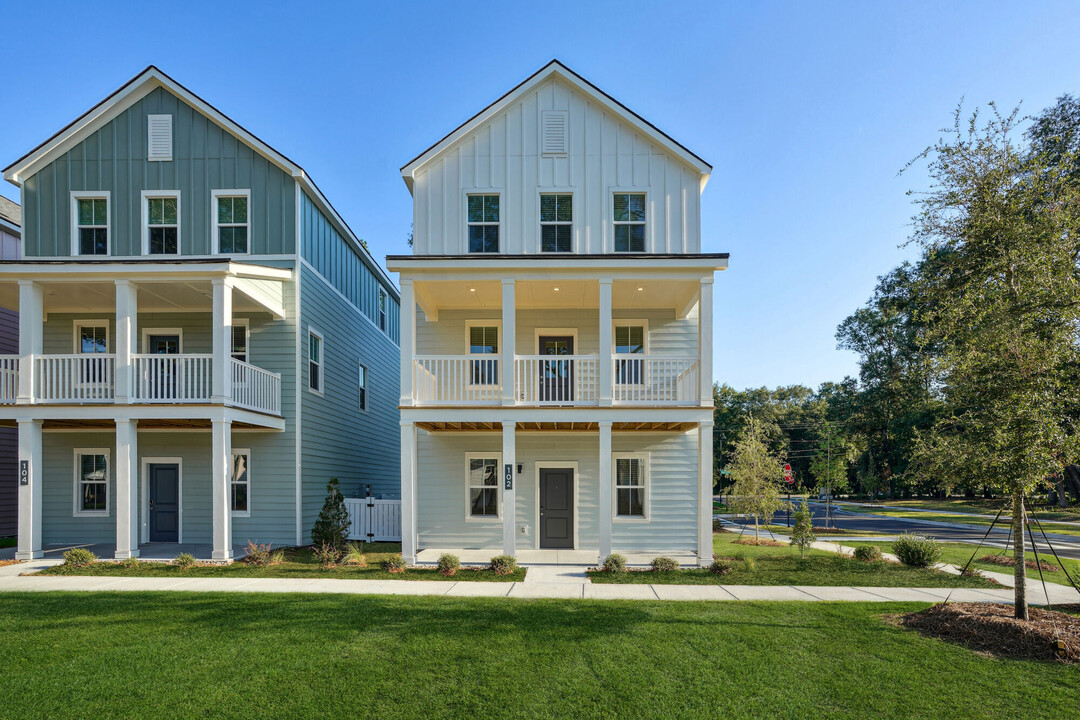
[
  {"x1": 0, "y1": 196, "x2": 19, "y2": 228},
  {"x1": 2, "y1": 65, "x2": 398, "y2": 298},
  {"x1": 400, "y1": 59, "x2": 712, "y2": 191}
]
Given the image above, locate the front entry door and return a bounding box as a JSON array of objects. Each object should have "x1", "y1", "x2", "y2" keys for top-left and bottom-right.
[
  {"x1": 539, "y1": 467, "x2": 574, "y2": 549},
  {"x1": 148, "y1": 463, "x2": 180, "y2": 542},
  {"x1": 538, "y1": 335, "x2": 574, "y2": 403}
]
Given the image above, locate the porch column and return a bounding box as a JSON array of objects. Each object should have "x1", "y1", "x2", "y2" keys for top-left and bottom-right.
[
  {"x1": 15, "y1": 418, "x2": 43, "y2": 560},
  {"x1": 598, "y1": 420, "x2": 613, "y2": 561},
  {"x1": 114, "y1": 419, "x2": 140, "y2": 559},
  {"x1": 114, "y1": 280, "x2": 137, "y2": 404},
  {"x1": 211, "y1": 278, "x2": 233, "y2": 404},
  {"x1": 698, "y1": 278, "x2": 714, "y2": 406},
  {"x1": 598, "y1": 279, "x2": 613, "y2": 406},
  {"x1": 211, "y1": 419, "x2": 233, "y2": 561},
  {"x1": 501, "y1": 279, "x2": 516, "y2": 406},
  {"x1": 502, "y1": 421, "x2": 516, "y2": 556},
  {"x1": 400, "y1": 420, "x2": 418, "y2": 564},
  {"x1": 698, "y1": 420, "x2": 715, "y2": 567},
  {"x1": 17, "y1": 280, "x2": 43, "y2": 404},
  {"x1": 399, "y1": 279, "x2": 415, "y2": 406}
]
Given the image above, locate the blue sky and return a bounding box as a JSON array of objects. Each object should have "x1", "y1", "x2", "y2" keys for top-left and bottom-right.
[{"x1": 3, "y1": 1, "x2": 1079, "y2": 390}]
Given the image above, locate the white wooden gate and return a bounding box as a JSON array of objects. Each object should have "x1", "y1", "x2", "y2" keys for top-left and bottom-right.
[{"x1": 344, "y1": 498, "x2": 402, "y2": 542}]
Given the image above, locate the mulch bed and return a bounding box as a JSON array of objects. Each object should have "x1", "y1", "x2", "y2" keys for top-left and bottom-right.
[
  {"x1": 733, "y1": 538, "x2": 787, "y2": 547},
  {"x1": 811, "y1": 527, "x2": 849, "y2": 534},
  {"x1": 892, "y1": 602, "x2": 1080, "y2": 664},
  {"x1": 978, "y1": 554, "x2": 1061, "y2": 572},
  {"x1": 0, "y1": 559, "x2": 20, "y2": 568}
]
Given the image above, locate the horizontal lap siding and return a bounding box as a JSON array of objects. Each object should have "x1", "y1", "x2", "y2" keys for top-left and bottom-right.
[
  {"x1": 612, "y1": 432, "x2": 699, "y2": 553},
  {"x1": 0, "y1": 308, "x2": 15, "y2": 535},
  {"x1": 417, "y1": 431, "x2": 502, "y2": 549}
]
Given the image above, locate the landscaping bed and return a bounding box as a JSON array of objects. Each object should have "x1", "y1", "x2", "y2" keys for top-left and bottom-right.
[{"x1": 844, "y1": 540, "x2": 1080, "y2": 585}]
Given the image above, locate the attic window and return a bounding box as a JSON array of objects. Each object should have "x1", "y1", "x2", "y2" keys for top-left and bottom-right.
[
  {"x1": 148, "y1": 114, "x2": 173, "y2": 161},
  {"x1": 541, "y1": 111, "x2": 568, "y2": 155}
]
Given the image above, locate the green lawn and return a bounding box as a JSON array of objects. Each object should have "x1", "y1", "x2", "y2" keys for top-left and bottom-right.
[
  {"x1": 588, "y1": 534, "x2": 996, "y2": 587},
  {"x1": 838, "y1": 505, "x2": 1080, "y2": 537},
  {"x1": 729, "y1": 523, "x2": 889, "y2": 537},
  {"x1": 36, "y1": 544, "x2": 525, "y2": 583},
  {"x1": 858, "y1": 498, "x2": 1080, "y2": 522},
  {"x1": 2, "y1": 593, "x2": 1076, "y2": 719}
]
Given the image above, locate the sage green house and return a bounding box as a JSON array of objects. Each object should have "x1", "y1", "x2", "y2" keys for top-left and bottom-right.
[{"x1": 1, "y1": 66, "x2": 400, "y2": 560}]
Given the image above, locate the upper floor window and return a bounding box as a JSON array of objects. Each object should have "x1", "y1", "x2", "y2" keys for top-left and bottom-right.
[
  {"x1": 213, "y1": 190, "x2": 249, "y2": 254},
  {"x1": 73, "y1": 193, "x2": 109, "y2": 255},
  {"x1": 613, "y1": 193, "x2": 646, "y2": 252},
  {"x1": 540, "y1": 194, "x2": 572, "y2": 252},
  {"x1": 144, "y1": 193, "x2": 179, "y2": 255},
  {"x1": 614, "y1": 323, "x2": 646, "y2": 384},
  {"x1": 467, "y1": 324, "x2": 499, "y2": 385},
  {"x1": 358, "y1": 363, "x2": 367, "y2": 411},
  {"x1": 467, "y1": 194, "x2": 499, "y2": 253},
  {"x1": 231, "y1": 320, "x2": 249, "y2": 363},
  {"x1": 308, "y1": 329, "x2": 323, "y2": 394},
  {"x1": 378, "y1": 290, "x2": 387, "y2": 332}
]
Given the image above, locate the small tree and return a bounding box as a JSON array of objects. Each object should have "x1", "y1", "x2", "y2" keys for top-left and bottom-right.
[
  {"x1": 728, "y1": 415, "x2": 786, "y2": 541},
  {"x1": 789, "y1": 500, "x2": 816, "y2": 558},
  {"x1": 311, "y1": 478, "x2": 349, "y2": 551}
]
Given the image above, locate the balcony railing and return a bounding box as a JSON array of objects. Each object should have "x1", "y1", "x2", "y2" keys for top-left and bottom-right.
[
  {"x1": 612, "y1": 356, "x2": 698, "y2": 405},
  {"x1": 230, "y1": 358, "x2": 281, "y2": 415},
  {"x1": 413, "y1": 355, "x2": 501, "y2": 405},
  {"x1": 0, "y1": 356, "x2": 19, "y2": 404},
  {"x1": 132, "y1": 354, "x2": 213, "y2": 403},
  {"x1": 514, "y1": 355, "x2": 598, "y2": 406},
  {"x1": 38, "y1": 354, "x2": 115, "y2": 403}
]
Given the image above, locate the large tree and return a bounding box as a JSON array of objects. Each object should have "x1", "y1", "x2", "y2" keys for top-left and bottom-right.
[{"x1": 905, "y1": 103, "x2": 1080, "y2": 619}]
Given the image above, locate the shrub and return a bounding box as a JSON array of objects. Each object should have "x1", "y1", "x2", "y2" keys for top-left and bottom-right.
[
  {"x1": 892, "y1": 533, "x2": 942, "y2": 568},
  {"x1": 733, "y1": 553, "x2": 756, "y2": 572},
  {"x1": 602, "y1": 553, "x2": 628, "y2": 573},
  {"x1": 712, "y1": 519, "x2": 730, "y2": 533},
  {"x1": 437, "y1": 553, "x2": 461, "y2": 577},
  {"x1": 62, "y1": 547, "x2": 97, "y2": 567},
  {"x1": 709, "y1": 558, "x2": 732, "y2": 575},
  {"x1": 174, "y1": 553, "x2": 196, "y2": 569},
  {"x1": 311, "y1": 478, "x2": 350, "y2": 552},
  {"x1": 788, "y1": 501, "x2": 816, "y2": 558},
  {"x1": 313, "y1": 542, "x2": 341, "y2": 568},
  {"x1": 853, "y1": 545, "x2": 882, "y2": 562},
  {"x1": 268, "y1": 550, "x2": 285, "y2": 565},
  {"x1": 650, "y1": 556, "x2": 679, "y2": 572},
  {"x1": 242, "y1": 540, "x2": 274, "y2": 566},
  {"x1": 342, "y1": 542, "x2": 367, "y2": 567},
  {"x1": 489, "y1": 554, "x2": 518, "y2": 575},
  {"x1": 119, "y1": 556, "x2": 141, "y2": 570},
  {"x1": 382, "y1": 554, "x2": 407, "y2": 573}
]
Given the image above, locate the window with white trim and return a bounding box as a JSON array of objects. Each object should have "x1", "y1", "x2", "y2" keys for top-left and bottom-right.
[
  {"x1": 467, "y1": 455, "x2": 500, "y2": 518},
  {"x1": 231, "y1": 450, "x2": 250, "y2": 516},
  {"x1": 614, "y1": 324, "x2": 646, "y2": 384},
  {"x1": 378, "y1": 290, "x2": 387, "y2": 332},
  {"x1": 308, "y1": 330, "x2": 323, "y2": 393},
  {"x1": 468, "y1": 325, "x2": 499, "y2": 385},
  {"x1": 467, "y1": 194, "x2": 499, "y2": 253},
  {"x1": 613, "y1": 193, "x2": 646, "y2": 252},
  {"x1": 75, "y1": 196, "x2": 109, "y2": 255},
  {"x1": 358, "y1": 363, "x2": 367, "y2": 411},
  {"x1": 75, "y1": 321, "x2": 110, "y2": 386},
  {"x1": 231, "y1": 321, "x2": 249, "y2": 363},
  {"x1": 615, "y1": 455, "x2": 646, "y2": 518},
  {"x1": 146, "y1": 195, "x2": 179, "y2": 254},
  {"x1": 74, "y1": 449, "x2": 109, "y2": 516},
  {"x1": 540, "y1": 193, "x2": 572, "y2": 252},
  {"x1": 214, "y1": 192, "x2": 249, "y2": 254}
]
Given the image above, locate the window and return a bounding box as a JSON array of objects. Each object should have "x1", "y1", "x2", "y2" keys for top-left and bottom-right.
[
  {"x1": 144, "y1": 194, "x2": 179, "y2": 254},
  {"x1": 213, "y1": 191, "x2": 249, "y2": 254},
  {"x1": 73, "y1": 194, "x2": 109, "y2": 255},
  {"x1": 467, "y1": 324, "x2": 499, "y2": 385},
  {"x1": 614, "y1": 323, "x2": 646, "y2": 384},
  {"x1": 74, "y1": 321, "x2": 109, "y2": 386},
  {"x1": 467, "y1": 194, "x2": 499, "y2": 253},
  {"x1": 231, "y1": 450, "x2": 250, "y2": 516},
  {"x1": 308, "y1": 329, "x2": 323, "y2": 394},
  {"x1": 540, "y1": 194, "x2": 572, "y2": 252},
  {"x1": 74, "y1": 449, "x2": 109, "y2": 516},
  {"x1": 615, "y1": 456, "x2": 646, "y2": 518},
  {"x1": 466, "y1": 455, "x2": 500, "y2": 519},
  {"x1": 378, "y1": 290, "x2": 387, "y2": 332},
  {"x1": 231, "y1": 321, "x2": 249, "y2": 363},
  {"x1": 358, "y1": 363, "x2": 367, "y2": 411},
  {"x1": 613, "y1": 193, "x2": 646, "y2": 252}
]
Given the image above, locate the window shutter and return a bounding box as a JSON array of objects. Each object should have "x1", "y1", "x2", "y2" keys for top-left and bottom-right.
[
  {"x1": 541, "y1": 111, "x2": 568, "y2": 155},
  {"x1": 147, "y1": 114, "x2": 173, "y2": 161}
]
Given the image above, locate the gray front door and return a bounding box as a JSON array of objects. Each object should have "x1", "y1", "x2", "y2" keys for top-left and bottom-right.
[
  {"x1": 539, "y1": 467, "x2": 574, "y2": 549},
  {"x1": 149, "y1": 463, "x2": 180, "y2": 543}
]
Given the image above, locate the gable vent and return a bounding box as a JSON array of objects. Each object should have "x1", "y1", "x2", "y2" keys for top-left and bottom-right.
[
  {"x1": 148, "y1": 114, "x2": 173, "y2": 161},
  {"x1": 541, "y1": 111, "x2": 568, "y2": 155}
]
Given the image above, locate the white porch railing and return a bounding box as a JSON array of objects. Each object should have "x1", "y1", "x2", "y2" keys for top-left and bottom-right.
[
  {"x1": 0, "y1": 355, "x2": 17, "y2": 404},
  {"x1": 36, "y1": 354, "x2": 115, "y2": 402},
  {"x1": 612, "y1": 356, "x2": 698, "y2": 405},
  {"x1": 230, "y1": 358, "x2": 281, "y2": 415},
  {"x1": 132, "y1": 354, "x2": 213, "y2": 403},
  {"x1": 413, "y1": 355, "x2": 501, "y2": 405},
  {"x1": 344, "y1": 497, "x2": 402, "y2": 542},
  {"x1": 515, "y1": 355, "x2": 598, "y2": 406}
]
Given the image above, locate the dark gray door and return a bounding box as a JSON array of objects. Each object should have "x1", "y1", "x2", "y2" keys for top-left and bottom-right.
[
  {"x1": 539, "y1": 467, "x2": 574, "y2": 549},
  {"x1": 538, "y1": 335, "x2": 574, "y2": 403},
  {"x1": 149, "y1": 463, "x2": 180, "y2": 543}
]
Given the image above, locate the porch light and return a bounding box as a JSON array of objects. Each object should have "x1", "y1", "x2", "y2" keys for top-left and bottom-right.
[
  {"x1": 637, "y1": 287, "x2": 644, "y2": 292},
  {"x1": 469, "y1": 288, "x2": 476, "y2": 292},
  {"x1": 553, "y1": 287, "x2": 560, "y2": 292}
]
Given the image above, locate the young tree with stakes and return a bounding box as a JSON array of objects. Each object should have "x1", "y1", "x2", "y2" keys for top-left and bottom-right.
[{"x1": 729, "y1": 415, "x2": 787, "y2": 541}]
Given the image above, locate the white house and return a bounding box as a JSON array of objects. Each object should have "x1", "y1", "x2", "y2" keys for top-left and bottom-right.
[{"x1": 388, "y1": 60, "x2": 727, "y2": 566}]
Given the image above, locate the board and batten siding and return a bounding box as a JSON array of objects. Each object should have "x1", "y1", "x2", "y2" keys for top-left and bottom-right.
[
  {"x1": 411, "y1": 77, "x2": 702, "y2": 255},
  {"x1": 22, "y1": 86, "x2": 296, "y2": 257}
]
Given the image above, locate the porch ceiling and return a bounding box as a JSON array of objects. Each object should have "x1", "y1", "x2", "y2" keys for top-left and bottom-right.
[{"x1": 416, "y1": 420, "x2": 699, "y2": 432}]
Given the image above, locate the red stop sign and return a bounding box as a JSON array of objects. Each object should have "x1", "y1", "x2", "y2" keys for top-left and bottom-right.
[{"x1": 783, "y1": 463, "x2": 793, "y2": 484}]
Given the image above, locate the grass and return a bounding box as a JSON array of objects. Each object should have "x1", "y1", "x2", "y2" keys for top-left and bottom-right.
[
  {"x1": 36, "y1": 543, "x2": 525, "y2": 583},
  {"x1": 587, "y1": 533, "x2": 997, "y2": 587},
  {"x1": 856, "y1": 497, "x2": 1080, "y2": 522},
  {"x1": 837, "y1": 505, "x2": 1080, "y2": 537},
  {"x1": 730, "y1": 523, "x2": 888, "y2": 537},
  {"x1": 2, "y1": 593, "x2": 1077, "y2": 719}
]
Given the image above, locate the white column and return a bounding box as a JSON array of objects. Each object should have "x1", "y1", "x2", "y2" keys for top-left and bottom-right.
[
  {"x1": 399, "y1": 279, "x2": 416, "y2": 406},
  {"x1": 114, "y1": 419, "x2": 140, "y2": 559},
  {"x1": 598, "y1": 279, "x2": 613, "y2": 406},
  {"x1": 501, "y1": 279, "x2": 516, "y2": 406},
  {"x1": 211, "y1": 419, "x2": 233, "y2": 561},
  {"x1": 211, "y1": 278, "x2": 233, "y2": 404},
  {"x1": 502, "y1": 421, "x2": 516, "y2": 556},
  {"x1": 400, "y1": 421, "x2": 418, "y2": 564},
  {"x1": 17, "y1": 280, "x2": 43, "y2": 404},
  {"x1": 698, "y1": 278, "x2": 714, "y2": 406},
  {"x1": 15, "y1": 418, "x2": 43, "y2": 560},
  {"x1": 698, "y1": 420, "x2": 715, "y2": 567},
  {"x1": 114, "y1": 280, "x2": 137, "y2": 404},
  {"x1": 598, "y1": 421, "x2": 613, "y2": 562}
]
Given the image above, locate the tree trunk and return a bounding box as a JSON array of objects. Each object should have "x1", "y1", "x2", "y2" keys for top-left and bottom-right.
[
  {"x1": 753, "y1": 515, "x2": 759, "y2": 541},
  {"x1": 1012, "y1": 492, "x2": 1028, "y2": 621},
  {"x1": 1057, "y1": 479, "x2": 1069, "y2": 508}
]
